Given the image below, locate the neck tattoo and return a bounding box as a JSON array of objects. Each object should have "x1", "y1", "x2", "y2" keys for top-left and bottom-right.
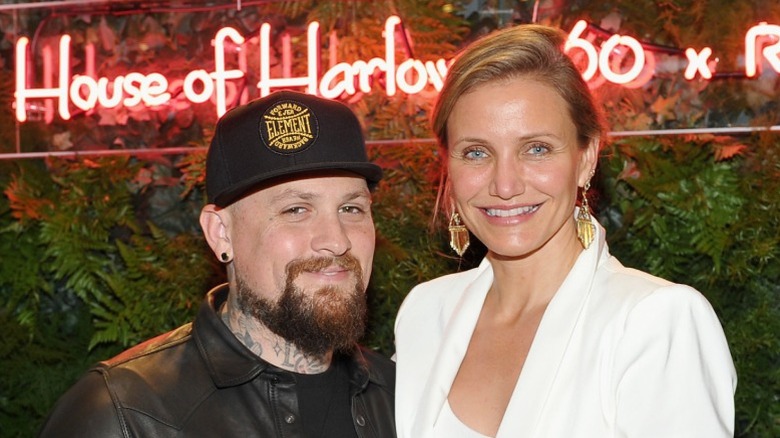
[{"x1": 220, "y1": 299, "x2": 330, "y2": 373}]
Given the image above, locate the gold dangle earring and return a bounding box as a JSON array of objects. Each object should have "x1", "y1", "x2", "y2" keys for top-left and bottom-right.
[
  {"x1": 576, "y1": 179, "x2": 596, "y2": 249},
  {"x1": 448, "y1": 211, "x2": 470, "y2": 256}
]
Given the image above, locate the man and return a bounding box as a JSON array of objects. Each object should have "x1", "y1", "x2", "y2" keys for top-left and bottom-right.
[{"x1": 39, "y1": 91, "x2": 395, "y2": 437}]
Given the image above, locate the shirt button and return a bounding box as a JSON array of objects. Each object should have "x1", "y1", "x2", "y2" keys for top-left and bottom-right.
[
  {"x1": 285, "y1": 414, "x2": 296, "y2": 424},
  {"x1": 356, "y1": 415, "x2": 366, "y2": 427}
]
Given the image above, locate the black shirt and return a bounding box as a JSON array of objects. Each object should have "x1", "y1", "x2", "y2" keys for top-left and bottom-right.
[{"x1": 296, "y1": 354, "x2": 359, "y2": 438}]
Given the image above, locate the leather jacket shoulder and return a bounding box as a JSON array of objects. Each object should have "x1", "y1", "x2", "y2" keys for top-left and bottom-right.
[{"x1": 38, "y1": 285, "x2": 396, "y2": 437}]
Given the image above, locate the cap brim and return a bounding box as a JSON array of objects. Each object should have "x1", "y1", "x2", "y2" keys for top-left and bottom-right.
[{"x1": 212, "y1": 162, "x2": 383, "y2": 207}]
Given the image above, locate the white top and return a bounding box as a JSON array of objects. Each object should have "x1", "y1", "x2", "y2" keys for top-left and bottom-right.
[
  {"x1": 394, "y1": 217, "x2": 736, "y2": 438},
  {"x1": 433, "y1": 400, "x2": 492, "y2": 438}
]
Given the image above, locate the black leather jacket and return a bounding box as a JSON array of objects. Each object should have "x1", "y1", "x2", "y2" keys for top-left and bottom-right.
[{"x1": 38, "y1": 285, "x2": 396, "y2": 437}]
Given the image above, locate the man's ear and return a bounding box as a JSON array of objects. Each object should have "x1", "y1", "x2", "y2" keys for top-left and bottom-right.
[{"x1": 200, "y1": 204, "x2": 232, "y2": 261}]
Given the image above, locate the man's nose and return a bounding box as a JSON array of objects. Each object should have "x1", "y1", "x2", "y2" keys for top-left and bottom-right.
[{"x1": 311, "y1": 213, "x2": 351, "y2": 256}]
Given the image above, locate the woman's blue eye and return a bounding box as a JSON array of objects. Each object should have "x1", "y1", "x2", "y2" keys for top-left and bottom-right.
[
  {"x1": 464, "y1": 149, "x2": 487, "y2": 159},
  {"x1": 529, "y1": 144, "x2": 549, "y2": 155}
]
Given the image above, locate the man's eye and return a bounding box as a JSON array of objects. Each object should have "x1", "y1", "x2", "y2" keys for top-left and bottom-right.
[
  {"x1": 284, "y1": 206, "x2": 307, "y2": 215},
  {"x1": 340, "y1": 205, "x2": 364, "y2": 214}
]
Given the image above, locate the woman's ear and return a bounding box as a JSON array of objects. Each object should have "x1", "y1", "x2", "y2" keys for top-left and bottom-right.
[
  {"x1": 578, "y1": 137, "x2": 600, "y2": 187},
  {"x1": 200, "y1": 204, "x2": 232, "y2": 262}
]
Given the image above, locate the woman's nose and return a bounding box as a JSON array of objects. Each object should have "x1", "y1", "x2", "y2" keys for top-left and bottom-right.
[{"x1": 489, "y1": 158, "x2": 526, "y2": 199}]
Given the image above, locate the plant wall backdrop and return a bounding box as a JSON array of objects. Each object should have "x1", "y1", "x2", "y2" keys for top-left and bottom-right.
[{"x1": 1, "y1": 1, "x2": 778, "y2": 436}]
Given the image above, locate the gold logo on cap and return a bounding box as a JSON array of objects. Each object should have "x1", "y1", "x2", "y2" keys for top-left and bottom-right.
[{"x1": 261, "y1": 101, "x2": 317, "y2": 153}]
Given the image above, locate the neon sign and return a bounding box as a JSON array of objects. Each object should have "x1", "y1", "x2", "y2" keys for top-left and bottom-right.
[
  {"x1": 566, "y1": 19, "x2": 780, "y2": 87},
  {"x1": 13, "y1": 17, "x2": 780, "y2": 123}
]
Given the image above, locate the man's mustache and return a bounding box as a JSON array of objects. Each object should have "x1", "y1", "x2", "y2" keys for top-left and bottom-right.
[{"x1": 285, "y1": 254, "x2": 363, "y2": 280}]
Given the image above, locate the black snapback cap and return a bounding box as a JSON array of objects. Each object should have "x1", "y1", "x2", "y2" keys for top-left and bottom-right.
[{"x1": 206, "y1": 90, "x2": 383, "y2": 207}]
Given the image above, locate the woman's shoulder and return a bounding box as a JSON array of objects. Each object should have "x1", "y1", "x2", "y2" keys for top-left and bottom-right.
[
  {"x1": 593, "y1": 255, "x2": 720, "y2": 325},
  {"x1": 405, "y1": 264, "x2": 485, "y2": 304},
  {"x1": 395, "y1": 264, "x2": 487, "y2": 328},
  {"x1": 417, "y1": 265, "x2": 484, "y2": 289}
]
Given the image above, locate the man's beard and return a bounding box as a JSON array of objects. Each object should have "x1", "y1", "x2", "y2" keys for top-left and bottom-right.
[{"x1": 235, "y1": 254, "x2": 367, "y2": 358}]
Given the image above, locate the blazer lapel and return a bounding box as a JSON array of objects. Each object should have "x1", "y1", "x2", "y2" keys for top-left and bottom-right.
[
  {"x1": 411, "y1": 259, "x2": 495, "y2": 436},
  {"x1": 497, "y1": 219, "x2": 604, "y2": 437}
]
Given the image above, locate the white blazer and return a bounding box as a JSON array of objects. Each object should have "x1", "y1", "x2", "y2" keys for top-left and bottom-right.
[{"x1": 394, "y1": 219, "x2": 736, "y2": 438}]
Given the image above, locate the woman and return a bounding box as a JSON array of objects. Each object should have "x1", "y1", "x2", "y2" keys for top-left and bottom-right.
[{"x1": 394, "y1": 24, "x2": 736, "y2": 438}]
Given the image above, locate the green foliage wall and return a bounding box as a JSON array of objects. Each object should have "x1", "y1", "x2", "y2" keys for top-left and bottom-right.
[{"x1": 0, "y1": 155, "x2": 220, "y2": 436}]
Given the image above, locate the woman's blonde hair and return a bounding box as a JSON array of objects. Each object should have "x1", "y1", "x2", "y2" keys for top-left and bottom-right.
[{"x1": 433, "y1": 24, "x2": 604, "y2": 150}]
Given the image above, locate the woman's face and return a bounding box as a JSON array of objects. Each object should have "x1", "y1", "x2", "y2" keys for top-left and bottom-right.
[{"x1": 446, "y1": 77, "x2": 597, "y2": 259}]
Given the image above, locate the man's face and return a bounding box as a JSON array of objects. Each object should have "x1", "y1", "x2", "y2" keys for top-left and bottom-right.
[{"x1": 227, "y1": 172, "x2": 375, "y2": 356}]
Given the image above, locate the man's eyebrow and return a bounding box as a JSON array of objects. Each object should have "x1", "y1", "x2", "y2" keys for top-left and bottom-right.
[
  {"x1": 342, "y1": 190, "x2": 371, "y2": 202},
  {"x1": 268, "y1": 188, "x2": 370, "y2": 203},
  {"x1": 269, "y1": 189, "x2": 316, "y2": 203}
]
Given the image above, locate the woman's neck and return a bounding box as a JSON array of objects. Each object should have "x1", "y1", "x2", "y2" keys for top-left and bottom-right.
[{"x1": 485, "y1": 230, "x2": 583, "y2": 317}]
